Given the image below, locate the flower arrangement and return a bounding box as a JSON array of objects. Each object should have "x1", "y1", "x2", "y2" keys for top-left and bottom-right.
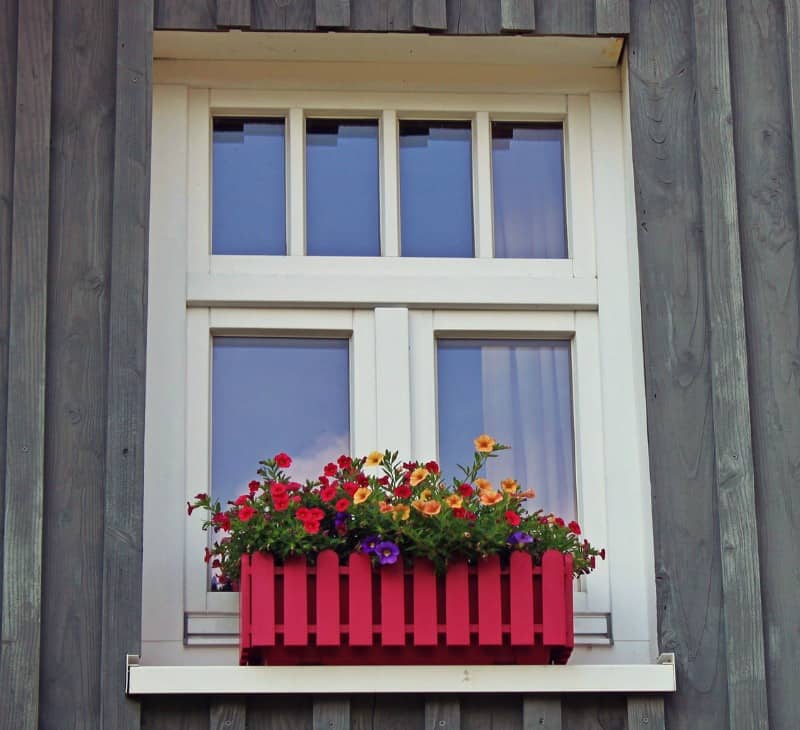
[{"x1": 188, "y1": 436, "x2": 605, "y2": 585}]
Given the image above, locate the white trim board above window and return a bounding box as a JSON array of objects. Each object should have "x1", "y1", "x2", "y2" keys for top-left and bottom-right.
[{"x1": 142, "y1": 59, "x2": 657, "y2": 667}]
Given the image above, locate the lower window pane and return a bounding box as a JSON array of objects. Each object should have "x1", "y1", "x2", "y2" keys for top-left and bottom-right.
[
  {"x1": 212, "y1": 337, "x2": 350, "y2": 507},
  {"x1": 437, "y1": 339, "x2": 576, "y2": 519}
]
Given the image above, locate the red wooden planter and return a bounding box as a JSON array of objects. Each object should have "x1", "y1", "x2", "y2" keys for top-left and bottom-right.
[{"x1": 239, "y1": 549, "x2": 574, "y2": 665}]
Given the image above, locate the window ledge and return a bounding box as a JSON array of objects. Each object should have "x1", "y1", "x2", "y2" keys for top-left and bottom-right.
[{"x1": 126, "y1": 654, "x2": 675, "y2": 695}]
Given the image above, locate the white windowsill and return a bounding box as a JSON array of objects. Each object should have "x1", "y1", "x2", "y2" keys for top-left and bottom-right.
[{"x1": 126, "y1": 653, "x2": 676, "y2": 695}]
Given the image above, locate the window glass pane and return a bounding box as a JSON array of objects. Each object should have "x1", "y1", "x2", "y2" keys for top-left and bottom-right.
[
  {"x1": 306, "y1": 119, "x2": 380, "y2": 256},
  {"x1": 213, "y1": 118, "x2": 286, "y2": 255},
  {"x1": 400, "y1": 121, "x2": 474, "y2": 257},
  {"x1": 492, "y1": 123, "x2": 567, "y2": 259},
  {"x1": 212, "y1": 337, "x2": 350, "y2": 507},
  {"x1": 437, "y1": 339, "x2": 576, "y2": 519}
]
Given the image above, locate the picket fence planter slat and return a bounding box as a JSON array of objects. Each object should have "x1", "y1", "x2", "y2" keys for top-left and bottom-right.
[{"x1": 239, "y1": 548, "x2": 574, "y2": 665}]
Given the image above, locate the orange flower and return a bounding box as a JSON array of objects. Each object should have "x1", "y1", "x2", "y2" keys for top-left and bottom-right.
[
  {"x1": 420, "y1": 501, "x2": 442, "y2": 517},
  {"x1": 479, "y1": 489, "x2": 503, "y2": 506},
  {"x1": 353, "y1": 487, "x2": 372, "y2": 504},
  {"x1": 365, "y1": 451, "x2": 383, "y2": 468},
  {"x1": 473, "y1": 434, "x2": 496, "y2": 453},
  {"x1": 378, "y1": 500, "x2": 393, "y2": 513},
  {"x1": 409, "y1": 467, "x2": 429, "y2": 487},
  {"x1": 501, "y1": 478, "x2": 519, "y2": 494},
  {"x1": 445, "y1": 494, "x2": 463, "y2": 509},
  {"x1": 412, "y1": 499, "x2": 426, "y2": 513},
  {"x1": 420, "y1": 488, "x2": 433, "y2": 501},
  {"x1": 475, "y1": 478, "x2": 493, "y2": 493},
  {"x1": 392, "y1": 504, "x2": 411, "y2": 521},
  {"x1": 516, "y1": 488, "x2": 536, "y2": 499}
]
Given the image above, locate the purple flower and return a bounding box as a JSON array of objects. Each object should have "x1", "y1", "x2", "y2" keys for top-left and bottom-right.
[
  {"x1": 375, "y1": 541, "x2": 400, "y2": 565},
  {"x1": 507, "y1": 531, "x2": 534, "y2": 548},
  {"x1": 360, "y1": 534, "x2": 381, "y2": 554},
  {"x1": 334, "y1": 512, "x2": 349, "y2": 526}
]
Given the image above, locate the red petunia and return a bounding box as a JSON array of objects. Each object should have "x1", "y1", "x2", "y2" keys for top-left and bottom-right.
[
  {"x1": 286, "y1": 481, "x2": 303, "y2": 492},
  {"x1": 303, "y1": 520, "x2": 321, "y2": 534},
  {"x1": 465, "y1": 511, "x2": 477, "y2": 521},
  {"x1": 459, "y1": 483, "x2": 474, "y2": 498},
  {"x1": 568, "y1": 520, "x2": 581, "y2": 535},
  {"x1": 248, "y1": 480, "x2": 260, "y2": 494},
  {"x1": 554, "y1": 517, "x2": 565, "y2": 528},
  {"x1": 238, "y1": 505, "x2": 256, "y2": 522},
  {"x1": 296, "y1": 507, "x2": 310, "y2": 522},
  {"x1": 194, "y1": 492, "x2": 208, "y2": 500},
  {"x1": 308, "y1": 507, "x2": 324, "y2": 521},
  {"x1": 504, "y1": 510, "x2": 521, "y2": 527},
  {"x1": 377, "y1": 476, "x2": 390, "y2": 486},
  {"x1": 270, "y1": 483, "x2": 288, "y2": 499},
  {"x1": 335, "y1": 498, "x2": 351, "y2": 512},
  {"x1": 452, "y1": 507, "x2": 467, "y2": 519},
  {"x1": 234, "y1": 494, "x2": 250, "y2": 506},
  {"x1": 318, "y1": 475, "x2": 330, "y2": 487},
  {"x1": 272, "y1": 494, "x2": 290, "y2": 512},
  {"x1": 274, "y1": 453, "x2": 292, "y2": 469},
  {"x1": 320, "y1": 486, "x2": 338, "y2": 502},
  {"x1": 337, "y1": 455, "x2": 353, "y2": 471},
  {"x1": 425, "y1": 460, "x2": 440, "y2": 474},
  {"x1": 290, "y1": 494, "x2": 301, "y2": 503},
  {"x1": 356, "y1": 472, "x2": 370, "y2": 487},
  {"x1": 324, "y1": 462, "x2": 338, "y2": 477},
  {"x1": 204, "y1": 547, "x2": 212, "y2": 563},
  {"x1": 212, "y1": 513, "x2": 231, "y2": 531},
  {"x1": 342, "y1": 481, "x2": 358, "y2": 497},
  {"x1": 186, "y1": 502, "x2": 195, "y2": 516},
  {"x1": 393, "y1": 485, "x2": 412, "y2": 499}
]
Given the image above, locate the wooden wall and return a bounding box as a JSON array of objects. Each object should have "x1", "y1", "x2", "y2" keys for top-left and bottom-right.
[{"x1": 1, "y1": 0, "x2": 799, "y2": 728}]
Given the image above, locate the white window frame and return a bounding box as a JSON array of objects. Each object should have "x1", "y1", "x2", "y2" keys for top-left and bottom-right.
[{"x1": 142, "y1": 60, "x2": 656, "y2": 666}]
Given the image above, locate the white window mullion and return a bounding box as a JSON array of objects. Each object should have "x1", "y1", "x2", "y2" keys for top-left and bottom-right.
[
  {"x1": 352, "y1": 309, "x2": 378, "y2": 455},
  {"x1": 374, "y1": 307, "x2": 412, "y2": 459},
  {"x1": 287, "y1": 107, "x2": 306, "y2": 256},
  {"x1": 565, "y1": 95, "x2": 596, "y2": 277},
  {"x1": 380, "y1": 109, "x2": 400, "y2": 257},
  {"x1": 187, "y1": 88, "x2": 211, "y2": 272},
  {"x1": 409, "y1": 310, "x2": 437, "y2": 462},
  {"x1": 474, "y1": 111, "x2": 494, "y2": 258}
]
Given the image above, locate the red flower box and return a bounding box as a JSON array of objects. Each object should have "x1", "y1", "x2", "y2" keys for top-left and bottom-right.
[{"x1": 239, "y1": 548, "x2": 574, "y2": 665}]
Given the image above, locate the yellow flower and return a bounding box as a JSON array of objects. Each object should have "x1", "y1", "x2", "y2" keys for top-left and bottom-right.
[
  {"x1": 475, "y1": 478, "x2": 493, "y2": 493},
  {"x1": 479, "y1": 489, "x2": 503, "y2": 506},
  {"x1": 393, "y1": 504, "x2": 410, "y2": 521},
  {"x1": 365, "y1": 451, "x2": 383, "y2": 468},
  {"x1": 420, "y1": 488, "x2": 433, "y2": 501},
  {"x1": 501, "y1": 478, "x2": 519, "y2": 494},
  {"x1": 378, "y1": 500, "x2": 393, "y2": 513},
  {"x1": 353, "y1": 487, "x2": 372, "y2": 504},
  {"x1": 420, "y1": 501, "x2": 442, "y2": 516},
  {"x1": 473, "y1": 434, "x2": 496, "y2": 453},
  {"x1": 445, "y1": 494, "x2": 463, "y2": 509},
  {"x1": 410, "y1": 467, "x2": 429, "y2": 487}
]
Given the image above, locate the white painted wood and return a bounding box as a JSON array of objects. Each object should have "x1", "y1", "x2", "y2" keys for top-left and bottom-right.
[
  {"x1": 208, "y1": 307, "x2": 353, "y2": 333},
  {"x1": 380, "y1": 109, "x2": 400, "y2": 257},
  {"x1": 187, "y1": 88, "x2": 211, "y2": 272},
  {"x1": 374, "y1": 308, "x2": 412, "y2": 459},
  {"x1": 352, "y1": 310, "x2": 378, "y2": 456},
  {"x1": 474, "y1": 112, "x2": 494, "y2": 258},
  {"x1": 565, "y1": 95, "x2": 597, "y2": 277},
  {"x1": 409, "y1": 311, "x2": 437, "y2": 461},
  {"x1": 142, "y1": 84, "x2": 190, "y2": 643},
  {"x1": 432, "y1": 309, "x2": 575, "y2": 335},
  {"x1": 288, "y1": 107, "x2": 305, "y2": 256},
  {"x1": 590, "y1": 90, "x2": 657, "y2": 646},
  {"x1": 128, "y1": 660, "x2": 676, "y2": 695}
]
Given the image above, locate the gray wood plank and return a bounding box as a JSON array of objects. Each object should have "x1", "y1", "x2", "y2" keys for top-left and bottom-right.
[
  {"x1": 461, "y1": 695, "x2": 522, "y2": 730},
  {"x1": 315, "y1": 0, "x2": 350, "y2": 27},
  {"x1": 501, "y1": 0, "x2": 535, "y2": 32},
  {"x1": 446, "y1": 0, "x2": 501, "y2": 33},
  {"x1": 210, "y1": 699, "x2": 247, "y2": 730},
  {"x1": 691, "y1": 2, "x2": 769, "y2": 728},
  {"x1": 141, "y1": 697, "x2": 210, "y2": 729},
  {"x1": 314, "y1": 697, "x2": 350, "y2": 730},
  {"x1": 351, "y1": 695, "x2": 425, "y2": 730},
  {"x1": 627, "y1": 2, "x2": 729, "y2": 728},
  {"x1": 626, "y1": 696, "x2": 665, "y2": 730},
  {"x1": 155, "y1": 0, "x2": 217, "y2": 29},
  {"x1": 247, "y1": 696, "x2": 314, "y2": 730},
  {"x1": 562, "y1": 695, "x2": 625, "y2": 730},
  {"x1": 594, "y1": 0, "x2": 628, "y2": 35},
  {"x1": 729, "y1": 1, "x2": 800, "y2": 728},
  {"x1": 425, "y1": 697, "x2": 460, "y2": 730},
  {"x1": 217, "y1": 0, "x2": 252, "y2": 27},
  {"x1": 350, "y1": 0, "x2": 412, "y2": 31},
  {"x1": 0, "y1": 2, "x2": 53, "y2": 729},
  {"x1": 522, "y1": 696, "x2": 562, "y2": 730},
  {"x1": 252, "y1": 0, "x2": 316, "y2": 30},
  {"x1": 534, "y1": 0, "x2": 594, "y2": 35},
  {"x1": 99, "y1": 2, "x2": 153, "y2": 729},
  {"x1": 412, "y1": 0, "x2": 446, "y2": 30}
]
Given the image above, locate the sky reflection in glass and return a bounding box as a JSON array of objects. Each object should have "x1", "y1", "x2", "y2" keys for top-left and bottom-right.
[
  {"x1": 437, "y1": 339, "x2": 576, "y2": 519},
  {"x1": 492, "y1": 123, "x2": 567, "y2": 259},
  {"x1": 212, "y1": 118, "x2": 286, "y2": 255},
  {"x1": 400, "y1": 121, "x2": 474, "y2": 258},
  {"x1": 212, "y1": 338, "x2": 350, "y2": 507},
  {"x1": 306, "y1": 119, "x2": 380, "y2": 256}
]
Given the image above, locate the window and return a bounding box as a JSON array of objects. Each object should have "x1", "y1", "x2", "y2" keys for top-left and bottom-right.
[{"x1": 144, "y1": 57, "x2": 655, "y2": 666}]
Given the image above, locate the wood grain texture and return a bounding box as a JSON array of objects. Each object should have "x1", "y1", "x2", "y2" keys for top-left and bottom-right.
[
  {"x1": 155, "y1": 0, "x2": 217, "y2": 29},
  {"x1": 351, "y1": 0, "x2": 411, "y2": 31},
  {"x1": 351, "y1": 695, "x2": 425, "y2": 730},
  {"x1": 594, "y1": 0, "x2": 628, "y2": 35},
  {"x1": 460, "y1": 695, "x2": 522, "y2": 730},
  {"x1": 627, "y1": 2, "x2": 729, "y2": 727},
  {"x1": 99, "y1": 2, "x2": 153, "y2": 729},
  {"x1": 141, "y1": 697, "x2": 210, "y2": 729},
  {"x1": 210, "y1": 699, "x2": 247, "y2": 730},
  {"x1": 216, "y1": 0, "x2": 252, "y2": 27},
  {"x1": 425, "y1": 697, "x2": 460, "y2": 730},
  {"x1": 501, "y1": 0, "x2": 535, "y2": 32},
  {"x1": 412, "y1": 0, "x2": 446, "y2": 29},
  {"x1": 522, "y1": 696, "x2": 562, "y2": 730},
  {"x1": 626, "y1": 696, "x2": 665, "y2": 730},
  {"x1": 691, "y1": 2, "x2": 769, "y2": 727},
  {"x1": 313, "y1": 697, "x2": 350, "y2": 730},
  {"x1": 446, "y1": 0, "x2": 501, "y2": 33},
  {"x1": 0, "y1": 2, "x2": 53, "y2": 729},
  {"x1": 729, "y1": 1, "x2": 800, "y2": 728},
  {"x1": 252, "y1": 0, "x2": 315, "y2": 30},
  {"x1": 247, "y1": 696, "x2": 313, "y2": 730},
  {"x1": 534, "y1": 0, "x2": 594, "y2": 35},
  {"x1": 315, "y1": 0, "x2": 350, "y2": 27},
  {"x1": 561, "y1": 695, "x2": 625, "y2": 730}
]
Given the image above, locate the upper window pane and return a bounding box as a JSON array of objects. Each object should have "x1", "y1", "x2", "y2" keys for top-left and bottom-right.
[
  {"x1": 212, "y1": 337, "x2": 350, "y2": 508},
  {"x1": 306, "y1": 119, "x2": 380, "y2": 257},
  {"x1": 437, "y1": 339, "x2": 576, "y2": 519},
  {"x1": 212, "y1": 118, "x2": 286, "y2": 255},
  {"x1": 492, "y1": 123, "x2": 567, "y2": 259},
  {"x1": 400, "y1": 121, "x2": 474, "y2": 258}
]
